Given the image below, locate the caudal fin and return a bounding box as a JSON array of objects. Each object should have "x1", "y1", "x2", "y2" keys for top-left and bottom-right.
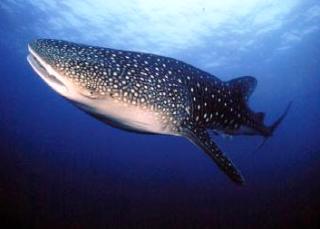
[
  {"x1": 266, "y1": 101, "x2": 292, "y2": 136},
  {"x1": 252, "y1": 101, "x2": 292, "y2": 153}
]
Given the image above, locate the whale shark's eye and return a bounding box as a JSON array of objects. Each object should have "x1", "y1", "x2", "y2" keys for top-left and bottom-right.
[
  {"x1": 81, "y1": 89, "x2": 100, "y2": 99},
  {"x1": 78, "y1": 84, "x2": 100, "y2": 99}
]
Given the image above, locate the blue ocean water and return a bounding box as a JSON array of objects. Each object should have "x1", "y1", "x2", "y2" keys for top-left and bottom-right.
[{"x1": 0, "y1": 0, "x2": 319, "y2": 228}]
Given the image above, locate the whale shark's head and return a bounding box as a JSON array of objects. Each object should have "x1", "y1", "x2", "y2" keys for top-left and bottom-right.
[
  {"x1": 28, "y1": 39, "x2": 111, "y2": 102},
  {"x1": 27, "y1": 39, "x2": 173, "y2": 135}
]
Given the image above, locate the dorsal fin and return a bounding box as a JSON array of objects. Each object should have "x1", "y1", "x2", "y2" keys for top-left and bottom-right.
[{"x1": 228, "y1": 76, "x2": 257, "y2": 101}]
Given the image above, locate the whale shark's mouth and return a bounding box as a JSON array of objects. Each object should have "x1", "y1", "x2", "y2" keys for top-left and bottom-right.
[{"x1": 27, "y1": 45, "x2": 67, "y2": 95}]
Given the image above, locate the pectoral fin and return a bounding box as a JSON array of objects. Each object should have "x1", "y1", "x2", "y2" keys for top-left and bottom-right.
[{"x1": 183, "y1": 127, "x2": 244, "y2": 185}]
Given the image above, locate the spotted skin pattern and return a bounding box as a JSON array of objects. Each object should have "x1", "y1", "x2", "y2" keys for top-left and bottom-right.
[{"x1": 28, "y1": 39, "x2": 291, "y2": 185}]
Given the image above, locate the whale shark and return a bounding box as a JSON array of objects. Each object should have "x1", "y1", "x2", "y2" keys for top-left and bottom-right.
[{"x1": 27, "y1": 39, "x2": 291, "y2": 185}]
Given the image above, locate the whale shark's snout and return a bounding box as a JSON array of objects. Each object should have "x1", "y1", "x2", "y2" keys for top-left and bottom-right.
[
  {"x1": 27, "y1": 39, "x2": 108, "y2": 100},
  {"x1": 28, "y1": 39, "x2": 69, "y2": 96}
]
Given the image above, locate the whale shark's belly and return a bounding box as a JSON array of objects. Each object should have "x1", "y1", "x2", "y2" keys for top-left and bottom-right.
[{"x1": 74, "y1": 97, "x2": 176, "y2": 135}]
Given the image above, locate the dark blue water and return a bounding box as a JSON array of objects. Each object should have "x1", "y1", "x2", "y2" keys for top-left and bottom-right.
[{"x1": 1, "y1": 1, "x2": 320, "y2": 228}]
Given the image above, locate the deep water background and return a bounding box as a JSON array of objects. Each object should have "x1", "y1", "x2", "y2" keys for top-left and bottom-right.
[{"x1": 0, "y1": 1, "x2": 320, "y2": 228}]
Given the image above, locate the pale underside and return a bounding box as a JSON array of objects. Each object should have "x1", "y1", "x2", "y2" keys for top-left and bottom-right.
[{"x1": 75, "y1": 98, "x2": 176, "y2": 135}]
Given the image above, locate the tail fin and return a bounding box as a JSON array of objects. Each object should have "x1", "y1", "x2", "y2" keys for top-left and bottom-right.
[
  {"x1": 266, "y1": 101, "x2": 292, "y2": 136},
  {"x1": 252, "y1": 101, "x2": 292, "y2": 153},
  {"x1": 227, "y1": 76, "x2": 292, "y2": 137}
]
